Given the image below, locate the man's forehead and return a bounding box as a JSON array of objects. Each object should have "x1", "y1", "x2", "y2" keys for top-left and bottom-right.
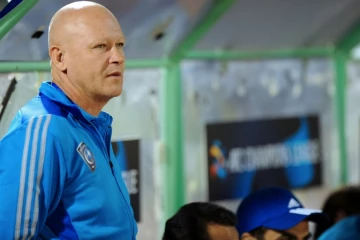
[
  {"x1": 52, "y1": 1, "x2": 118, "y2": 28},
  {"x1": 61, "y1": 7, "x2": 114, "y2": 23},
  {"x1": 55, "y1": 9, "x2": 121, "y2": 35}
]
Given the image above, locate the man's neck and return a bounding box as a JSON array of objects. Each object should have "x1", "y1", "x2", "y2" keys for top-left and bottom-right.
[{"x1": 52, "y1": 78, "x2": 106, "y2": 117}]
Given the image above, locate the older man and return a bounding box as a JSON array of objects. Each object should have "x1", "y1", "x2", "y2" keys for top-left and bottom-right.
[{"x1": 0, "y1": 1, "x2": 137, "y2": 239}]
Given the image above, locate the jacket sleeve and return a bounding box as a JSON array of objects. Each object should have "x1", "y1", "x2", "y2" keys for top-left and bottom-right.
[{"x1": 0, "y1": 115, "x2": 65, "y2": 239}]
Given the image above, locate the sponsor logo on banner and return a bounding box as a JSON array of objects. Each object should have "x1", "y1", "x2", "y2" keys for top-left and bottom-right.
[{"x1": 206, "y1": 116, "x2": 322, "y2": 201}]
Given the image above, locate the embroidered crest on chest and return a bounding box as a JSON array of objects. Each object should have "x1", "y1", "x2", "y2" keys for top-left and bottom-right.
[{"x1": 77, "y1": 142, "x2": 96, "y2": 172}]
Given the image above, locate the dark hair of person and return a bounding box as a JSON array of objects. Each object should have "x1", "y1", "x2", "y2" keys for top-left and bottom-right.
[{"x1": 162, "y1": 202, "x2": 237, "y2": 240}]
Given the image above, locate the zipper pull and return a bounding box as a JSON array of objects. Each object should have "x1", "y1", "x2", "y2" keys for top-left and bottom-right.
[{"x1": 109, "y1": 160, "x2": 115, "y2": 175}]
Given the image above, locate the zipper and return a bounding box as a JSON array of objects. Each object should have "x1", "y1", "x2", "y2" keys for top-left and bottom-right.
[
  {"x1": 109, "y1": 160, "x2": 115, "y2": 175},
  {"x1": 86, "y1": 121, "x2": 135, "y2": 236}
]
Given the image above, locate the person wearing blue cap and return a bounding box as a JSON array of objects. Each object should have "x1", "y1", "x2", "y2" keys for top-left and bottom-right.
[{"x1": 236, "y1": 187, "x2": 328, "y2": 240}]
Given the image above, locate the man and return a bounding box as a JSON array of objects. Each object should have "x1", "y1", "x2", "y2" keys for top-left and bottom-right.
[
  {"x1": 0, "y1": 1, "x2": 137, "y2": 239},
  {"x1": 163, "y1": 202, "x2": 239, "y2": 240},
  {"x1": 236, "y1": 187, "x2": 327, "y2": 240}
]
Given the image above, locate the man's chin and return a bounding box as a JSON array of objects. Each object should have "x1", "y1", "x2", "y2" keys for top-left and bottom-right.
[
  {"x1": 109, "y1": 79, "x2": 123, "y2": 96},
  {"x1": 113, "y1": 87, "x2": 122, "y2": 97},
  {"x1": 108, "y1": 87, "x2": 123, "y2": 98},
  {"x1": 96, "y1": 87, "x2": 122, "y2": 102}
]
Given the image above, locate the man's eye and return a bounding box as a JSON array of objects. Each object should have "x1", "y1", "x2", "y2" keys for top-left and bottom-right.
[
  {"x1": 96, "y1": 44, "x2": 106, "y2": 48},
  {"x1": 116, "y1": 42, "x2": 124, "y2": 47}
]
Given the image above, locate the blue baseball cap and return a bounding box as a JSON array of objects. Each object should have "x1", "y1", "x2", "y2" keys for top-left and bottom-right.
[{"x1": 236, "y1": 187, "x2": 328, "y2": 235}]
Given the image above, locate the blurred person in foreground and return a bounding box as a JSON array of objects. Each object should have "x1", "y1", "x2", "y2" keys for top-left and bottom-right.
[
  {"x1": 316, "y1": 186, "x2": 360, "y2": 240},
  {"x1": 163, "y1": 202, "x2": 239, "y2": 240}
]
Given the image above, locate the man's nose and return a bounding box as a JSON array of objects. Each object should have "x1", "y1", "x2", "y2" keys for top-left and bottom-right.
[{"x1": 109, "y1": 47, "x2": 125, "y2": 64}]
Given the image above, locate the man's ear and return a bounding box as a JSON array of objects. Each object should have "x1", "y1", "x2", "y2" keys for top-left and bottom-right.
[
  {"x1": 241, "y1": 232, "x2": 257, "y2": 240},
  {"x1": 49, "y1": 46, "x2": 67, "y2": 71}
]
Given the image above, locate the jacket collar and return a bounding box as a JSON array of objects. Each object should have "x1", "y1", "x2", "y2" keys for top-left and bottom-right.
[{"x1": 39, "y1": 81, "x2": 113, "y2": 127}]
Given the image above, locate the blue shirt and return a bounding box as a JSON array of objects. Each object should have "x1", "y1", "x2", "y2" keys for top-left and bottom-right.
[{"x1": 0, "y1": 82, "x2": 138, "y2": 239}]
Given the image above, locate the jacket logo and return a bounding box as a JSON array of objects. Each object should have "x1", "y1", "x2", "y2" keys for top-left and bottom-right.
[{"x1": 77, "y1": 142, "x2": 96, "y2": 172}]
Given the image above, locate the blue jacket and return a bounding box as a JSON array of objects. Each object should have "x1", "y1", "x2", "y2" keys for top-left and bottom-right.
[
  {"x1": 318, "y1": 215, "x2": 360, "y2": 240},
  {"x1": 0, "y1": 82, "x2": 138, "y2": 239}
]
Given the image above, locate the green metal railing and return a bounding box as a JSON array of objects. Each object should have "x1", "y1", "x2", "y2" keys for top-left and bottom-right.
[
  {"x1": 185, "y1": 47, "x2": 335, "y2": 60},
  {"x1": 160, "y1": 0, "x2": 237, "y2": 220},
  {"x1": 332, "y1": 20, "x2": 360, "y2": 185},
  {"x1": 333, "y1": 51, "x2": 348, "y2": 185},
  {"x1": 0, "y1": 0, "x2": 38, "y2": 40},
  {"x1": 0, "y1": 59, "x2": 171, "y2": 72}
]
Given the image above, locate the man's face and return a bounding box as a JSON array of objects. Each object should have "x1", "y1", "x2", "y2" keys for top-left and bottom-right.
[
  {"x1": 263, "y1": 221, "x2": 311, "y2": 240},
  {"x1": 64, "y1": 8, "x2": 125, "y2": 102},
  {"x1": 208, "y1": 224, "x2": 239, "y2": 240}
]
